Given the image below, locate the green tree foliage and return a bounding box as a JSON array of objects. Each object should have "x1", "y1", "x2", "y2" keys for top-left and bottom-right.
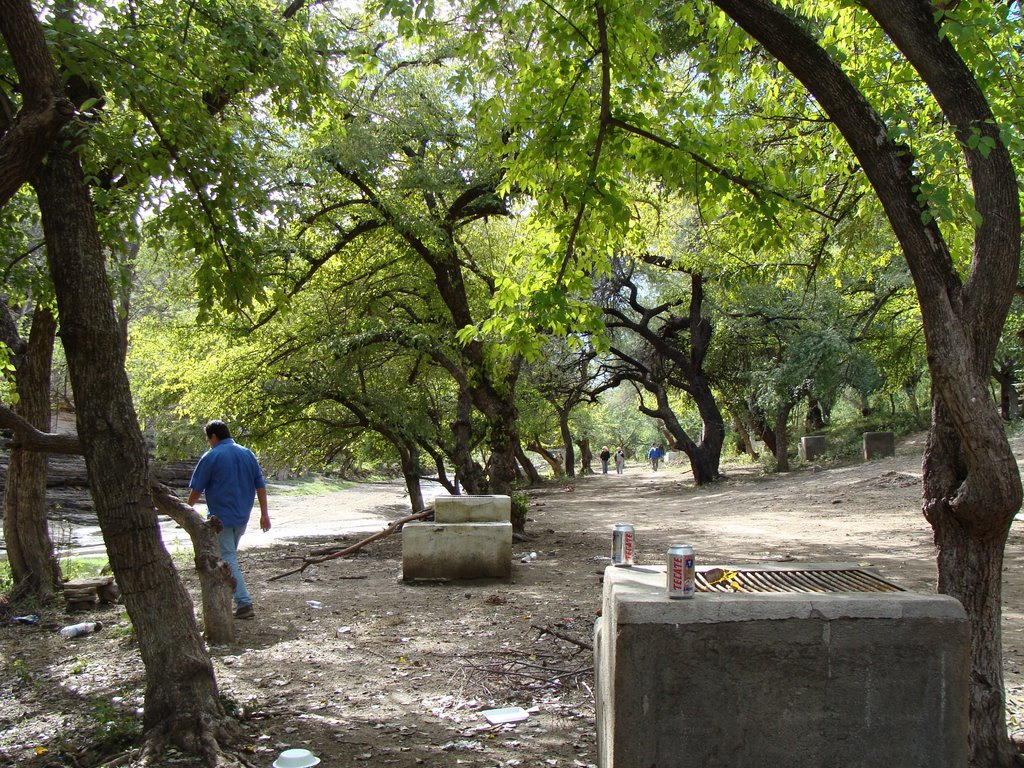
[{"x1": 379, "y1": 1, "x2": 1022, "y2": 762}]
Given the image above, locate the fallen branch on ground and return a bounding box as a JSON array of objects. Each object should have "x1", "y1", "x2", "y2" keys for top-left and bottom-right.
[
  {"x1": 268, "y1": 508, "x2": 432, "y2": 581},
  {"x1": 531, "y1": 623, "x2": 594, "y2": 651}
]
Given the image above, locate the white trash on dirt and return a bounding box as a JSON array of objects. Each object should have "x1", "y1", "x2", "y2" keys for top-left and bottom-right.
[
  {"x1": 272, "y1": 748, "x2": 320, "y2": 768},
  {"x1": 481, "y1": 706, "x2": 530, "y2": 725}
]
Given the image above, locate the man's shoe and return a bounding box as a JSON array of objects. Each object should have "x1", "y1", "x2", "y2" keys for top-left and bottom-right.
[{"x1": 234, "y1": 604, "x2": 255, "y2": 620}]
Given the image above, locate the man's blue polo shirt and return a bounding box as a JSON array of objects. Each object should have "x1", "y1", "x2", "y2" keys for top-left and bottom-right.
[{"x1": 188, "y1": 438, "x2": 266, "y2": 528}]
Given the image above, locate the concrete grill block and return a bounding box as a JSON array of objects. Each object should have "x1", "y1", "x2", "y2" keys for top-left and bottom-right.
[
  {"x1": 799, "y1": 435, "x2": 826, "y2": 461},
  {"x1": 432, "y1": 494, "x2": 512, "y2": 523},
  {"x1": 401, "y1": 521, "x2": 512, "y2": 580},
  {"x1": 595, "y1": 565, "x2": 969, "y2": 768},
  {"x1": 862, "y1": 431, "x2": 896, "y2": 460}
]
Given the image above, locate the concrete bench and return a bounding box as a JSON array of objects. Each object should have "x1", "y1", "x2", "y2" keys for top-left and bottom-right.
[{"x1": 402, "y1": 495, "x2": 512, "y2": 581}]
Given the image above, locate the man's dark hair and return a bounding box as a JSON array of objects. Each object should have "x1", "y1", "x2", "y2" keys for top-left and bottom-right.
[{"x1": 204, "y1": 420, "x2": 231, "y2": 441}]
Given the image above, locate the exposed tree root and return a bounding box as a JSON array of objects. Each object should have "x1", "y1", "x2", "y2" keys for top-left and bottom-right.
[{"x1": 104, "y1": 711, "x2": 251, "y2": 768}]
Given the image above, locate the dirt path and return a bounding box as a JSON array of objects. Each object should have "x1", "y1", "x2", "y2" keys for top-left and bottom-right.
[
  {"x1": 4, "y1": 433, "x2": 1024, "y2": 767},
  {"x1": 62, "y1": 479, "x2": 441, "y2": 558}
]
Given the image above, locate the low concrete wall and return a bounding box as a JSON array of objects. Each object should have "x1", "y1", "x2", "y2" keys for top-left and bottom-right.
[
  {"x1": 799, "y1": 435, "x2": 826, "y2": 461},
  {"x1": 595, "y1": 565, "x2": 969, "y2": 768},
  {"x1": 402, "y1": 521, "x2": 512, "y2": 580},
  {"x1": 863, "y1": 431, "x2": 896, "y2": 460},
  {"x1": 404, "y1": 489, "x2": 512, "y2": 580}
]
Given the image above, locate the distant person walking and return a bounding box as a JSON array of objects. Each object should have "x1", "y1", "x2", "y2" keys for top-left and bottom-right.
[
  {"x1": 614, "y1": 447, "x2": 626, "y2": 474},
  {"x1": 188, "y1": 420, "x2": 271, "y2": 620},
  {"x1": 599, "y1": 446, "x2": 611, "y2": 474},
  {"x1": 648, "y1": 442, "x2": 662, "y2": 471}
]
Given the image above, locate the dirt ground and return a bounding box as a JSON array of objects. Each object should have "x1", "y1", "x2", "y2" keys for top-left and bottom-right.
[{"x1": 5, "y1": 432, "x2": 1024, "y2": 767}]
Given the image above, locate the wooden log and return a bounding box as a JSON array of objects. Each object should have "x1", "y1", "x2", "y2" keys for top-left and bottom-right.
[{"x1": 62, "y1": 575, "x2": 120, "y2": 605}]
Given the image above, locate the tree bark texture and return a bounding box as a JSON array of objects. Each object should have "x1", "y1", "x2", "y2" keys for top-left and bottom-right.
[
  {"x1": 638, "y1": 382, "x2": 723, "y2": 485},
  {"x1": 992, "y1": 365, "x2": 1019, "y2": 421},
  {"x1": 33, "y1": 146, "x2": 233, "y2": 752},
  {"x1": 150, "y1": 483, "x2": 236, "y2": 646},
  {"x1": 707, "y1": 2, "x2": 1022, "y2": 763},
  {"x1": 526, "y1": 439, "x2": 564, "y2": 477},
  {"x1": 398, "y1": 445, "x2": 425, "y2": 514},
  {"x1": 575, "y1": 437, "x2": 593, "y2": 474},
  {"x1": 481, "y1": 397, "x2": 521, "y2": 498},
  {"x1": 0, "y1": 0, "x2": 75, "y2": 208},
  {"x1": 559, "y1": 411, "x2": 577, "y2": 477},
  {"x1": 451, "y1": 388, "x2": 486, "y2": 494},
  {"x1": 773, "y1": 402, "x2": 792, "y2": 473},
  {"x1": 515, "y1": 441, "x2": 542, "y2": 485},
  {"x1": 3, "y1": 306, "x2": 61, "y2": 599},
  {"x1": 926, "y1": 401, "x2": 1013, "y2": 764}
]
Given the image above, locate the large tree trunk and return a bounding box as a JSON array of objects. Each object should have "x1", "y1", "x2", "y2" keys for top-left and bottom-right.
[
  {"x1": 478, "y1": 393, "x2": 520, "y2": 498},
  {"x1": 691, "y1": 375, "x2": 725, "y2": 483},
  {"x1": 992, "y1": 364, "x2": 1019, "y2": 421},
  {"x1": 526, "y1": 439, "x2": 564, "y2": 477},
  {"x1": 559, "y1": 409, "x2": 576, "y2": 478},
  {"x1": 923, "y1": 397, "x2": 1019, "y2": 767},
  {"x1": 515, "y1": 440, "x2": 542, "y2": 485},
  {"x1": 3, "y1": 305, "x2": 61, "y2": 600},
  {"x1": 773, "y1": 402, "x2": 792, "y2": 473},
  {"x1": 575, "y1": 437, "x2": 594, "y2": 475},
  {"x1": 33, "y1": 144, "x2": 236, "y2": 759},
  {"x1": 398, "y1": 444, "x2": 425, "y2": 513},
  {"x1": 451, "y1": 389, "x2": 485, "y2": 494},
  {"x1": 640, "y1": 383, "x2": 723, "y2": 485},
  {"x1": 730, "y1": 412, "x2": 758, "y2": 458}
]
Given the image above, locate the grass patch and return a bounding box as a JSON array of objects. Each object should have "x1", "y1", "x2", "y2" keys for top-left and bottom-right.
[
  {"x1": 266, "y1": 475, "x2": 356, "y2": 496},
  {"x1": 60, "y1": 557, "x2": 110, "y2": 580},
  {"x1": 0, "y1": 561, "x2": 12, "y2": 595}
]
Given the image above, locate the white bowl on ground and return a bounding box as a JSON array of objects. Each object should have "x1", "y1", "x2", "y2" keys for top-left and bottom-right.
[{"x1": 272, "y1": 748, "x2": 321, "y2": 768}]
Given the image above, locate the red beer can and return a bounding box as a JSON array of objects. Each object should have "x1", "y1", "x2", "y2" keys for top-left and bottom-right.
[
  {"x1": 612, "y1": 524, "x2": 635, "y2": 567},
  {"x1": 666, "y1": 544, "x2": 695, "y2": 598}
]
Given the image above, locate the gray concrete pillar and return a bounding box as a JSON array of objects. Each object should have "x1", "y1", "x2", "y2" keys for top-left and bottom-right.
[
  {"x1": 595, "y1": 565, "x2": 969, "y2": 768},
  {"x1": 799, "y1": 435, "x2": 826, "y2": 461},
  {"x1": 863, "y1": 431, "x2": 895, "y2": 460}
]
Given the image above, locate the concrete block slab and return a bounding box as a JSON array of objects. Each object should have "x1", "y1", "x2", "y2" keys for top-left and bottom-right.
[
  {"x1": 433, "y1": 494, "x2": 511, "y2": 523},
  {"x1": 402, "y1": 521, "x2": 512, "y2": 580},
  {"x1": 596, "y1": 565, "x2": 969, "y2": 768},
  {"x1": 863, "y1": 430, "x2": 895, "y2": 459},
  {"x1": 799, "y1": 434, "x2": 826, "y2": 461}
]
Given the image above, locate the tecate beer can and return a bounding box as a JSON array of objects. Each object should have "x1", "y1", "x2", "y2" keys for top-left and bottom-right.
[
  {"x1": 611, "y1": 524, "x2": 635, "y2": 567},
  {"x1": 667, "y1": 544, "x2": 696, "y2": 598}
]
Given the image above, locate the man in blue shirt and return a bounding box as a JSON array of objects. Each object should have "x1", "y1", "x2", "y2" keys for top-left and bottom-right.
[
  {"x1": 648, "y1": 442, "x2": 662, "y2": 471},
  {"x1": 188, "y1": 420, "x2": 271, "y2": 620}
]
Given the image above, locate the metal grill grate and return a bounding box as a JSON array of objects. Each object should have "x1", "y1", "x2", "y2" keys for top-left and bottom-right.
[{"x1": 696, "y1": 567, "x2": 904, "y2": 594}]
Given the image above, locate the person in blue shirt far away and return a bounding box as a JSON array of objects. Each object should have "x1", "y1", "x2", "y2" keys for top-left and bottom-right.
[
  {"x1": 188, "y1": 420, "x2": 271, "y2": 620},
  {"x1": 648, "y1": 442, "x2": 662, "y2": 471}
]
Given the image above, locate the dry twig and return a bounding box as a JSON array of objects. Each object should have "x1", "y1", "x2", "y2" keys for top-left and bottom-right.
[
  {"x1": 531, "y1": 623, "x2": 594, "y2": 651},
  {"x1": 269, "y1": 508, "x2": 431, "y2": 581}
]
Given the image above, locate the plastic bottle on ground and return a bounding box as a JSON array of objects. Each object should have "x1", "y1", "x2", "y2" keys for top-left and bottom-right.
[{"x1": 58, "y1": 621, "x2": 102, "y2": 638}]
